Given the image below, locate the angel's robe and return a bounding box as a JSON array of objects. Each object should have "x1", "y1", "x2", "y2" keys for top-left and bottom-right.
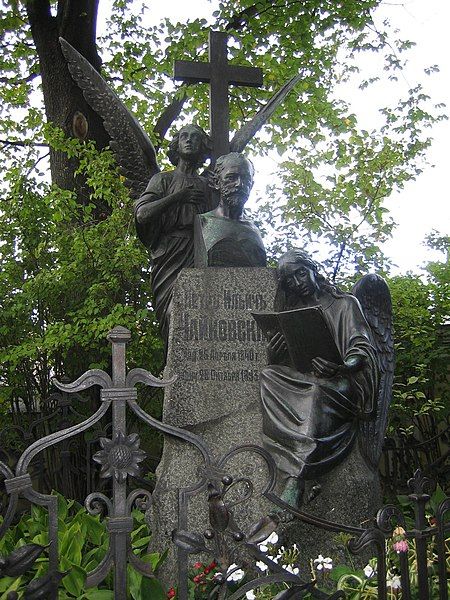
[
  {"x1": 260, "y1": 293, "x2": 379, "y2": 485},
  {"x1": 134, "y1": 170, "x2": 213, "y2": 342}
]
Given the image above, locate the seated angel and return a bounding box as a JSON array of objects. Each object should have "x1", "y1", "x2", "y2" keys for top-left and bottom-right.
[{"x1": 260, "y1": 249, "x2": 393, "y2": 508}]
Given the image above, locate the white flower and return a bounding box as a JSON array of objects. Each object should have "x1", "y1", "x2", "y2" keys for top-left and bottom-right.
[
  {"x1": 226, "y1": 564, "x2": 245, "y2": 582},
  {"x1": 386, "y1": 573, "x2": 401, "y2": 589},
  {"x1": 256, "y1": 560, "x2": 268, "y2": 572},
  {"x1": 258, "y1": 531, "x2": 279, "y2": 552},
  {"x1": 283, "y1": 564, "x2": 299, "y2": 575},
  {"x1": 313, "y1": 555, "x2": 333, "y2": 571},
  {"x1": 272, "y1": 552, "x2": 281, "y2": 564},
  {"x1": 364, "y1": 563, "x2": 376, "y2": 579},
  {"x1": 246, "y1": 592, "x2": 256, "y2": 600}
]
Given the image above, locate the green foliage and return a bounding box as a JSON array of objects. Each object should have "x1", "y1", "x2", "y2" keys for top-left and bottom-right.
[
  {"x1": 1, "y1": 1, "x2": 447, "y2": 242},
  {"x1": 0, "y1": 136, "x2": 163, "y2": 414},
  {"x1": 385, "y1": 236, "x2": 449, "y2": 436},
  {"x1": 0, "y1": 494, "x2": 166, "y2": 599}
]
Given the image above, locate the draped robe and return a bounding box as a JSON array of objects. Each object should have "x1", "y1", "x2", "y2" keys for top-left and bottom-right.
[
  {"x1": 261, "y1": 293, "x2": 379, "y2": 483},
  {"x1": 134, "y1": 170, "x2": 212, "y2": 342}
]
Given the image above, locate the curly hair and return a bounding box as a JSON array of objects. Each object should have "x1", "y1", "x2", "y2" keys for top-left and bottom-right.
[
  {"x1": 275, "y1": 248, "x2": 344, "y2": 310},
  {"x1": 167, "y1": 124, "x2": 211, "y2": 168}
]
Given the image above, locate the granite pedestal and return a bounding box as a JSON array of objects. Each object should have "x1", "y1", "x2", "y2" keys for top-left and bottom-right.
[
  {"x1": 150, "y1": 267, "x2": 382, "y2": 585},
  {"x1": 151, "y1": 268, "x2": 278, "y2": 583}
]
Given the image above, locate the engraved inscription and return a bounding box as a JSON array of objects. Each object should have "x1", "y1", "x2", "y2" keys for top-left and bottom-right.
[
  {"x1": 179, "y1": 369, "x2": 260, "y2": 382},
  {"x1": 177, "y1": 285, "x2": 271, "y2": 386},
  {"x1": 182, "y1": 316, "x2": 266, "y2": 343}
]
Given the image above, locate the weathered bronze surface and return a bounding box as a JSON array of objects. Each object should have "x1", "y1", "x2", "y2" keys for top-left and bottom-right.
[
  {"x1": 134, "y1": 124, "x2": 214, "y2": 342},
  {"x1": 174, "y1": 31, "x2": 263, "y2": 162},
  {"x1": 194, "y1": 152, "x2": 266, "y2": 267},
  {"x1": 256, "y1": 249, "x2": 393, "y2": 507}
]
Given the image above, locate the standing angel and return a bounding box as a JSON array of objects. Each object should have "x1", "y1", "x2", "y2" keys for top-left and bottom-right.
[
  {"x1": 134, "y1": 124, "x2": 213, "y2": 341},
  {"x1": 59, "y1": 40, "x2": 214, "y2": 344}
]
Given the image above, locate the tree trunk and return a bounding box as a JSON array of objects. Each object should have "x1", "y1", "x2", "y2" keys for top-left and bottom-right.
[{"x1": 26, "y1": 0, "x2": 110, "y2": 205}]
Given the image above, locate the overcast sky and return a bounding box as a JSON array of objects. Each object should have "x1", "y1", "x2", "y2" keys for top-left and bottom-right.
[
  {"x1": 101, "y1": 0, "x2": 449, "y2": 273},
  {"x1": 368, "y1": 0, "x2": 449, "y2": 273}
]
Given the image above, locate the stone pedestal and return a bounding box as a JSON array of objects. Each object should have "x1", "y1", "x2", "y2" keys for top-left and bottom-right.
[
  {"x1": 150, "y1": 267, "x2": 383, "y2": 585},
  {"x1": 151, "y1": 268, "x2": 278, "y2": 583},
  {"x1": 280, "y1": 443, "x2": 381, "y2": 572}
]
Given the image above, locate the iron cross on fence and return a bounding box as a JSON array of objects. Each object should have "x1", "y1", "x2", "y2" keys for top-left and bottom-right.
[{"x1": 174, "y1": 30, "x2": 263, "y2": 163}]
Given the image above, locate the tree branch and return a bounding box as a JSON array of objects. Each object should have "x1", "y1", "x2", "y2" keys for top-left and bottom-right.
[
  {"x1": 57, "y1": 0, "x2": 101, "y2": 70},
  {"x1": 0, "y1": 139, "x2": 49, "y2": 147},
  {"x1": 26, "y1": 0, "x2": 53, "y2": 26},
  {"x1": 0, "y1": 71, "x2": 38, "y2": 85},
  {"x1": 332, "y1": 241, "x2": 347, "y2": 282}
]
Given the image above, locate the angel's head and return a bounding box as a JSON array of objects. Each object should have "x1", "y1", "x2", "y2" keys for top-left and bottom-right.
[
  {"x1": 275, "y1": 249, "x2": 344, "y2": 308},
  {"x1": 168, "y1": 124, "x2": 211, "y2": 168}
]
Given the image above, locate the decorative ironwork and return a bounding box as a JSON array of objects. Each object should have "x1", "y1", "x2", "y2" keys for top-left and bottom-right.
[
  {"x1": 381, "y1": 414, "x2": 449, "y2": 497},
  {"x1": 93, "y1": 431, "x2": 146, "y2": 483},
  {"x1": 1, "y1": 328, "x2": 449, "y2": 599}
]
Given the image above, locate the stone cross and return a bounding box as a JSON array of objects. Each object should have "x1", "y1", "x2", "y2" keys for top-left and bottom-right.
[{"x1": 174, "y1": 30, "x2": 263, "y2": 162}]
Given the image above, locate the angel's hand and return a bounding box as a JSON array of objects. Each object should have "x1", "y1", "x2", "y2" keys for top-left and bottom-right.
[
  {"x1": 267, "y1": 332, "x2": 287, "y2": 363},
  {"x1": 341, "y1": 355, "x2": 364, "y2": 373},
  {"x1": 312, "y1": 355, "x2": 364, "y2": 378},
  {"x1": 183, "y1": 186, "x2": 205, "y2": 205}
]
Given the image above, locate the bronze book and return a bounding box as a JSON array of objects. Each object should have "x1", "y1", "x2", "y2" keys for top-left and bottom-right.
[{"x1": 251, "y1": 305, "x2": 343, "y2": 372}]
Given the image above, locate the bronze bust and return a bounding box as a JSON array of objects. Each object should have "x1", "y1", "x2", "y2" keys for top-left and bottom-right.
[{"x1": 194, "y1": 153, "x2": 266, "y2": 268}]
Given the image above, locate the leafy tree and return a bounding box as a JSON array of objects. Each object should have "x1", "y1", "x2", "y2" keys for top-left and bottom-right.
[
  {"x1": 0, "y1": 138, "x2": 164, "y2": 415},
  {"x1": 0, "y1": 0, "x2": 447, "y2": 424},
  {"x1": 382, "y1": 234, "x2": 449, "y2": 489}
]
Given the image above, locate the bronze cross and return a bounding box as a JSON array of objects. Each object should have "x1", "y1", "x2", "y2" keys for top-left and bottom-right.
[{"x1": 174, "y1": 31, "x2": 263, "y2": 162}]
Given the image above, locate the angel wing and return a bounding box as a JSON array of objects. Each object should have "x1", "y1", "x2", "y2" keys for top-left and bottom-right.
[
  {"x1": 230, "y1": 74, "x2": 302, "y2": 153},
  {"x1": 353, "y1": 274, "x2": 395, "y2": 471},
  {"x1": 60, "y1": 38, "x2": 159, "y2": 199}
]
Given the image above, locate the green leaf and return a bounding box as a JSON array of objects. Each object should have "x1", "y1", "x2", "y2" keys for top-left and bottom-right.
[
  {"x1": 82, "y1": 591, "x2": 114, "y2": 600},
  {"x1": 128, "y1": 567, "x2": 143, "y2": 600},
  {"x1": 61, "y1": 564, "x2": 87, "y2": 597},
  {"x1": 85, "y1": 515, "x2": 106, "y2": 546},
  {"x1": 140, "y1": 577, "x2": 166, "y2": 599},
  {"x1": 330, "y1": 564, "x2": 355, "y2": 582}
]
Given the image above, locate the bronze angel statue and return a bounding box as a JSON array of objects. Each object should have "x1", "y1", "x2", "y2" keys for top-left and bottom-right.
[
  {"x1": 256, "y1": 249, "x2": 394, "y2": 507},
  {"x1": 60, "y1": 38, "x2": 300, "y2": 345}
]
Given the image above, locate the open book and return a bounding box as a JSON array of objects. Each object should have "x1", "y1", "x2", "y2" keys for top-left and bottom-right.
[{"x1": 252, "y1": 305, "x2": 343, "y2": 373}]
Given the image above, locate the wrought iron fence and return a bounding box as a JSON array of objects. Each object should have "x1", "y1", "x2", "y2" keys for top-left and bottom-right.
[
  {"x1": 0, "y1": 327, "x2": 449, "y2": 599},
  {"x1": 381, "y1": 415, "x2": 449, "y2": 498}
]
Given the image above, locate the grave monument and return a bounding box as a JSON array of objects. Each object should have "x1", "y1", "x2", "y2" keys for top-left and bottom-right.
[{"x1": 62, "y1": 29, "x2": 394, "y2": 582}]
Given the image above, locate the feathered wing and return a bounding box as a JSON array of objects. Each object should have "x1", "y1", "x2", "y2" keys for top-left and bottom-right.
[
  {"x1": 230, "y1": 74, "x2": 302, "y2": 153},
  {"x1": 60, "y1": 38, "x2": 159, "y2": 199},
  {"x1": 353, "y1": 274, "x2": 395, "y2": 470}
]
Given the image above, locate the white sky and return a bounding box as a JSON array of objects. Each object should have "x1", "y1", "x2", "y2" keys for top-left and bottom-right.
[
  {"x1": 100, "y1": 0, "x2": 449, "y2": 273},
  {"x1": 368, "y1": 0, "x2": 450, "y2": 273}
]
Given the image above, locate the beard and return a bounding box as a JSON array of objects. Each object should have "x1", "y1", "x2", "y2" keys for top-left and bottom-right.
[{"x1": 222, "y1": 190, "x2": 248, "y2": 210}]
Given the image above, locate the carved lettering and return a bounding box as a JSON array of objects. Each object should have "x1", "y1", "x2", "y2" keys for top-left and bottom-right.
[
  {"x1": 179, "y1": 369, "x2": 260, "y2": 382},
  {"x1": 223, "y1": 290, "x2": 267, "y2": 310},
  {"x1": 183, "y1": 316, "x2": 266, "y2": 342}
]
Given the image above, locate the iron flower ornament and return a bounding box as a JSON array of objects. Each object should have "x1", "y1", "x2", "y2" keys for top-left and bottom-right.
[{"x1": 93, "y1": 432, "x2": 146, "y2": 483}]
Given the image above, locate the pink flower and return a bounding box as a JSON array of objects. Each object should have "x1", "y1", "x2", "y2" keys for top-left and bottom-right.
[
  {"x1": 392, "y1": 526, "x2": 408, "y2": 553},
  {"x1": 167, "y1": 588, "x2": 176, "y2": 599},
  {"x1": 393, "y1": 539, "x2": 409, "y2": 553}
]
